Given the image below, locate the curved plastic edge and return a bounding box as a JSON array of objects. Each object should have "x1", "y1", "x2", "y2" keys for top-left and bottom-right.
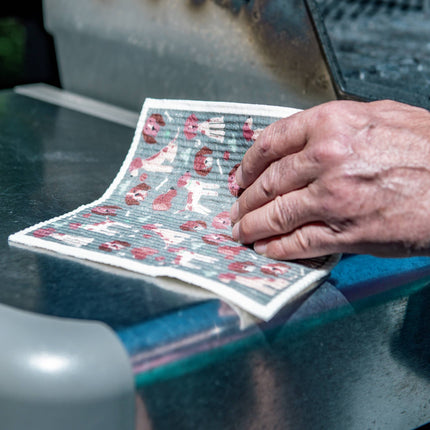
[{"x1": 0, "y1": 304, "x2": 135, "y2": 430}]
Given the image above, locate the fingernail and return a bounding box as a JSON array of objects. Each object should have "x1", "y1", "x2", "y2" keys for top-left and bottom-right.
[
  {"x1": 235, "y1": 165, "x2": 244, "y2": 188},
  {"x1": 232, "y1": 222, "x2": 240, "y2": 241},
  {"x1": 230, "y1": 201, "x2": 239, "y2": 223},
  {"x1": 254, "y1": 240, "x2": 267, "y2": 256}
]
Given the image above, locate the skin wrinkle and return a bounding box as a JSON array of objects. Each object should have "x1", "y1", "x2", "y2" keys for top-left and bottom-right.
[
  {"x1": 257, "y1": 130, "x2": 273, "y2": 158},
  {"x1": 294, "y1": 228, "x2": 313, "y2": 253},
  {"x1": 260, "y1": 162, "x2": 278, "y2": 201},
  {"x1": 271, "y1": 195, "x2": 293, "y2": 233}
]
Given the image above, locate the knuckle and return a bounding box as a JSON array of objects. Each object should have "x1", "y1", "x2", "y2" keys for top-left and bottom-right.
[
  {"x1": 315, "y1": 101, "x2": 343, "y2": 123},
  {"x1": 294, "y1": 229, "x2": 314, "y2": 252},
  {"x1": 259, "y1": 165, "x2": 278, "y2": 200},
  {"x1": 308, "y1": 141, "x2": 337, "y2": 165},
  {"x1": 269, "y1": 196, "x2": 294, "y2": 232},
  {"x1": 308, "y1": 143, "x2": 331, "y2": 165},
  {"x1": 255, "y1": 128, "x2": 273, "y2": 157},
  {"x1": 256, "y1": 121, "x2": 286, "y2": 159},
  {"x1": 307, "y1": 136, "x2": 350, "y2": 167},
  {"x1": 316, "y1": 100, "x2": 361, "y2": 132}
]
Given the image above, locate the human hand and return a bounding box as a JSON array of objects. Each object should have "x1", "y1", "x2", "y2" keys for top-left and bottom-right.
[{"x1": 230, "y1": 100, "x2": 430, "y2": 259}]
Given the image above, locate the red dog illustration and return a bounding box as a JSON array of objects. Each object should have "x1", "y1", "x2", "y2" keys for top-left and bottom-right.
[
  {"x1": 261, "y1": 263, "x2": 291, "y2": 276},
  {"x1": 217, "y1": 245, "x2": 248, "y2": 260},
  {"x1": 228, "y1": 261, "x2": 256, "y2": 274},
  {"x1": 180, "y1": 220, "x2": 207, "y2": 232},
  {"x1": 125, "y1": 183, "x2": 151, "y2": 205},
  {"x1": 193, "y1": 146, "x2": 213, "y2": 177},
  {"x1": 99, "y1": 240, "x2": 131, "y2": 252},
  {"x1": 142, "y1": 113, "x2": 165, "y2": 144},
  {"x1": 212, "y1": 211, "x2": 230, "y2": 230}
]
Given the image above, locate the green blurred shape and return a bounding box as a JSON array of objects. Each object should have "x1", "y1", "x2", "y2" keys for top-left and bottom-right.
[{"x1": 0, "y1": 18, "x2": 26, "y2": 89}]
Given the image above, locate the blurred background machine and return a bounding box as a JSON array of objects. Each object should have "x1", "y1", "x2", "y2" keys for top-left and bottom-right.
[
  {"x1": 41, "y1": 0, "x2": 336, "y2": 110},
  {"x1": 3, "y1": 0, "x2": 430, "y2": 109},
  {"x1": 42, "y1": 0, "x2": 430, "y2": 110},
  {"x1": 309, "y1": 0, "x2": 430, "y2": 109}
]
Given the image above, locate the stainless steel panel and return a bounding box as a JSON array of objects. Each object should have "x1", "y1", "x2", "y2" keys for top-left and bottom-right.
[{"x1": 43, "y1": 0, "x2": 336, "y2": 110}]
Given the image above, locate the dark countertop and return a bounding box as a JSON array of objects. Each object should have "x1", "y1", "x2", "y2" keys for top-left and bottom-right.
[{"x1": 2, "y1": 87, "x2": 430, "y2": 429}]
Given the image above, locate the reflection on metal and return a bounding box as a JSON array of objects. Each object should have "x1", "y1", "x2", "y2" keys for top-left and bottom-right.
[
  {"x1": 15, "y1": 84, "x2": 139, "y2": 127},
  {"x1": 118, "y1": 301, "x2": 259, "y2": 378},
  {"x1": 43, "y1": 0, "x2": 336, "y2": 110}
]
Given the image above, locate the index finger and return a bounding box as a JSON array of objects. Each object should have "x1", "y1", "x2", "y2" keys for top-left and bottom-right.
[{"x1": 236, "y1": 107, "x2": 316, "y2": 189}]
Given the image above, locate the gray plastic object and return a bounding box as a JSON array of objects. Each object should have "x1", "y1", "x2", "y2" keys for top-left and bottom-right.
[{"x1": 0, "y1": 304, "x2": 135, "y2": 430}]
